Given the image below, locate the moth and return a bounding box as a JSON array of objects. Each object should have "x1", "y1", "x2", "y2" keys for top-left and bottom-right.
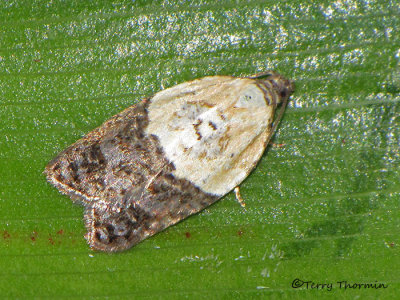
[{"x1": 44, "y1": 71, "x2": 294, "y2": 252}]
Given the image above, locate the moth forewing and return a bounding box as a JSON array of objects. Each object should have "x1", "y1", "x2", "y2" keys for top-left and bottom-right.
[{"x1": 45, "y1": 72, "x2": 294, "y2": 252}]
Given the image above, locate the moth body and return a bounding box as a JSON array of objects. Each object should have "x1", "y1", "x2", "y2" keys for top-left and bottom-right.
[{"x1": 44, "y1": 72, "x2": 294, "y2": 252}]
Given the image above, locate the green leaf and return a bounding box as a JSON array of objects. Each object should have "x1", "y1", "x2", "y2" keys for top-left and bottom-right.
[{"x1": 1, "y1": 0, "x2": 399, "y2": 298}]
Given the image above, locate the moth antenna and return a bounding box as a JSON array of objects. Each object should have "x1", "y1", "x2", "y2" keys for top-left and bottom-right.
[
  {"x1": 246, "y1": 70, "x2": 277, "y2": 79},
  {"x1": 265, "y1": 92, "x2": 290, "y2": 147}
]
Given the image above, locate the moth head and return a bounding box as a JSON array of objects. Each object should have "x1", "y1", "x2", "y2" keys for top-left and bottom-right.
[
  {"x1": 266, "y1": 73, "x2": 295, "y2": 105},
  {"x1": 247, "y1": 72, "x2": 295, "y2": 107}
]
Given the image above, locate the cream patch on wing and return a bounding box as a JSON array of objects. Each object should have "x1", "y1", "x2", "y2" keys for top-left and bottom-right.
[{"x1": 145, "y1": 76, "x2": 275, "y2": 196}]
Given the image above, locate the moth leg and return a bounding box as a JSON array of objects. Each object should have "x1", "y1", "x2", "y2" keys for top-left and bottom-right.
[
  {"x1": 234, "y1": 187, "x2": 246, "y2": 208},
  {"x1": 269, "y1": 142, "x2": 286, "y2": 148}
]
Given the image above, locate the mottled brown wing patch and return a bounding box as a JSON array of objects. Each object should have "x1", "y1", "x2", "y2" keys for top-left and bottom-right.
[
  {"x1": 84, "y1": 172, "x2": 218, "y2": 252},
  {"x1": 44, "y1": 100, "x2": 158, "y2": 205},
  {"x1": 45, "y1": 99, "x2": 218, "y2": 252}
]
